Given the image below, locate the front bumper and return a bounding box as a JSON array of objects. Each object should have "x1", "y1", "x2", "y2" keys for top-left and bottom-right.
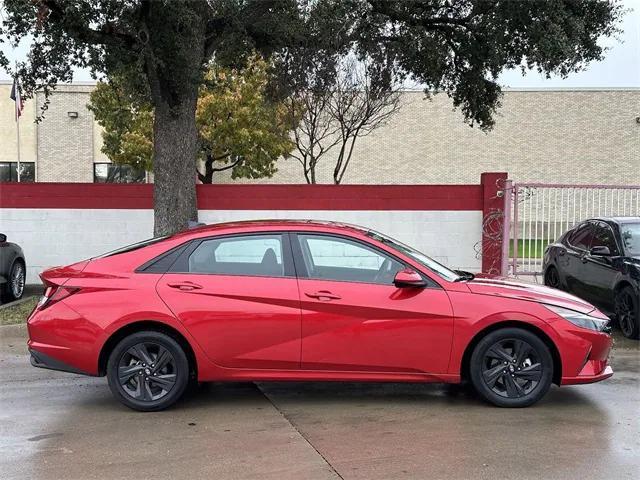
[{"x1": 562, "y1": 363, "x2": 613, "y2": 385}]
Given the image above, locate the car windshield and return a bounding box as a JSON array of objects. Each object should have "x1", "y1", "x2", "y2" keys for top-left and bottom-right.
[
  {"x1": 365, "y1": 229, "x2": 461, "y2": 282},
  {"x1": 620, "y1": 223, "x2": 640, "y2": 256}
]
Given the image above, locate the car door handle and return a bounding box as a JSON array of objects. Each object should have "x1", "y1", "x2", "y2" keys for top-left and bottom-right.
[
  {"x1": 305, "y1": 291, "x2": 341, "y2": 300},
  {"x1": 167, "y1": 282, "x2": 203, "y2": 291}
]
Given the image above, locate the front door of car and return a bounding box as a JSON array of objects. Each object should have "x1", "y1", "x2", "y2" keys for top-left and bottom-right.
[
  {"x1": 581, "y1": 221, "x2": 620, "y2": 311},
  {"x1": 292, "y1": 233, "x2": 454, "y2": 374},
  {"x1": 563, "y1": 222, "x2": 594, "y2": 298},
  {"x1": 157, "y1": 233, "x2": 302, "y2": 370}
]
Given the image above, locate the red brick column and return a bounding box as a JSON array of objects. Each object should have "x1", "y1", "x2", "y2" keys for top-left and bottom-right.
[{"x1": 481, "y1": 172, "x2": 508, "y2": 274}]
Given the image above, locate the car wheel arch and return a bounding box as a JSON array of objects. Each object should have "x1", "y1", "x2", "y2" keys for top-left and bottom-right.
[
  {"x1": 98, "y1": 320, "x2": 198, "y2": 380},
  {"x1": 614, "y1": 280, "x2": 637, "y2": 297},
  {"x1": 460, "y1": 320, "x2": 562, "y2": 386}
]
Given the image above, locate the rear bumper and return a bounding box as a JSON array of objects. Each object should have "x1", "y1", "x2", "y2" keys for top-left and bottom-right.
[{"x1": 29, "y1": 348, "x2": 95, "y2": 376}]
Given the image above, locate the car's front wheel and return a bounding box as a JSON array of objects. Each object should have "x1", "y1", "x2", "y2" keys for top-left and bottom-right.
[
  {"x1": 544, "y1": 265, "x2": 561, "y2": 289},
  {"x1": 469, "y1": 328, "x2": 553, "y2": 407},
  {"x1": 107, "y1": 331, "x2": 190, "y2": 411},
  {"x1": 615, "y1": 286, "x2": 639, "y2": 340}
]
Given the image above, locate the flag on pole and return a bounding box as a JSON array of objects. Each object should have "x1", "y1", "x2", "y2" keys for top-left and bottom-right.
[{"x1": 10, "y1": 76, "x2": 25, "y2": 121}]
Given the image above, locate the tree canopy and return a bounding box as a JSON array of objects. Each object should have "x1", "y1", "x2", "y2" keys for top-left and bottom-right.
[
  {"x1": 88, "y1": 55, "x2": 294, "y2": 184},
  {"x1": 0, "y1": 0, "x2": 623, "y2": 234}
]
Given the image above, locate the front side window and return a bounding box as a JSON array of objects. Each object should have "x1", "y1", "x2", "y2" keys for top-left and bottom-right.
[
  {"x1": 297, "y1": 234, "x2": 403, "y2": 285},
  {"x1": 188, "y1": 234, "x2": 284, "y2": 277},
  {"x1": 365, "y1": 229, "x2": 460, "y2": 282},
  {"x1": 0, "y1": 162, "x2": 35, "y2": 182},
  {"x1": 620, "y1": 223, "x2": 640, "y2": 256},
  {"x1": 591, "y1": 222, "x2": 619, "y2": 255},
  {"x1": 567, "y1": 223, "x2": 593, "y2": 251},
  {"x1": 94, "y1": 163, "x2": 146, "y2": 183}
]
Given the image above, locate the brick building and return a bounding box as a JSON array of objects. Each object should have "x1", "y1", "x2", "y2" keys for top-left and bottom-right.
[{"x1": 1, "y1": 81, "x2": 638, "y2": 186}]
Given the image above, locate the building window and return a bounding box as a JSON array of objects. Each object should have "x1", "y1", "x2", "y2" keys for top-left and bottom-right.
[
  {"x1": 94, "y1": 163, "x2": 146, "y2": 183},
  {"x1": 0, "y1": 162, "x2": 35, "y2": 182}
]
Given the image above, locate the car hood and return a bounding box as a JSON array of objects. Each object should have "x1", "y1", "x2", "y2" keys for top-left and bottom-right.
[{"x1": 465, "y1": 276, "x2": 596, "y2": 314}]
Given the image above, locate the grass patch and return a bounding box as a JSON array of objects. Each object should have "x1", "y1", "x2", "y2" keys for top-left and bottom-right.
[
  {"x1": 509, "y1": 239, "x2": 553, "y2": 259},
  {"x1": 0, "y1": 296, "x2": 38, "y2": 326}
]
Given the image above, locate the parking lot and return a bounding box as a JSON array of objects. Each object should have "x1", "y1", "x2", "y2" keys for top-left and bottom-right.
[{"x1": 1, "y1": 323, "x2": 637, "y2": 480}]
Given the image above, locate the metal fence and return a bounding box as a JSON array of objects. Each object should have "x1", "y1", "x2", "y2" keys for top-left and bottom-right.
[{"x1": 505, "y1": 182, "x2": 640, "y2": 279}]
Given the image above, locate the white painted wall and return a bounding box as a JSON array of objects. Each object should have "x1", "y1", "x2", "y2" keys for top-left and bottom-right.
[{"x1": 1, "y1": 208, "x2": 482, "y2": 283}]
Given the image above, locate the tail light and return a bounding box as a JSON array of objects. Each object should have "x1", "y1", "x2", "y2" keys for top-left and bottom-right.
[{"x1": 37, "y1": 286, "x2": 80, "y2": 310}]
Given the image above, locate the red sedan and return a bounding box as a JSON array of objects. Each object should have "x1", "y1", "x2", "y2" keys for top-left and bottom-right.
[{"x1": 27, "y1": 220, "x2": 613, "y2": 411}]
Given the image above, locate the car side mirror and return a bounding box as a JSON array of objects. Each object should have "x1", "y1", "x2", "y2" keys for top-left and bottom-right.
[
  {"x1": 590, "y1": 246, "x2": 611, "y2": 256},
  {"x1": 394, "y1": 269, "x2": 427, "y2": 288},
  {"x1": 0, "y1": 233, "x2": 6, "y2": 243}
]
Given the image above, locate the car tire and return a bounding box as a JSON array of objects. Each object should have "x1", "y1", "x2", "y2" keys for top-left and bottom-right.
[
  {"x1": 615, "y1": 286, "x2": 639, "y2": 340},
  {"x1": 544, "y1": 266, "x2": 561, "y2": 290},
  {"x1": 1, "y1": 260, "x2": 25, "y2": 302},
  {"x1": 469, "y1": 328, "x2": 554, "y2": 407},
  {"x1": 107, "y1": 331, "x2": 190, "y2": 411}
]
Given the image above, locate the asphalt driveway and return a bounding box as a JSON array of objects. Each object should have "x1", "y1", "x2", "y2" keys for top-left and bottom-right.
[{"x1": 1, "y1": 324, "x2": 638, "y2": 480}]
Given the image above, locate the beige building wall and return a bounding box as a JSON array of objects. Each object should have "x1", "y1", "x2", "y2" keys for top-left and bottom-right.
[
  {"x1": 0, "y1": 83, "x2": 638, "y2": 186},
  {"x1": 0, "y1": 81, "x2": 109, "y2": 183},
  {"x1": 218, "y1": 89, "x2": 640, "y2": 185},
  {"x1": 0, "y1": 83, "x2": 37, "y2": 165},
  {"x1": 36, "y1": 84, "x2": 99, "y2": 182}
]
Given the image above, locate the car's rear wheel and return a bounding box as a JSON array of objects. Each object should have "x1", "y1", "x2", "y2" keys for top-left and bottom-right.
[
  {"x1": 469, "y1": 328, "x2": 553, "y2": 407},
  {"x1": 107, "y1": 331, "x2": 189, "y2": 411},
  {"x1": 544, "y1": 266, "x2": 561, "y2": 289},
  {"x1": 2, "y1": 261, "x2": 25, "y2": 302},
  {"x1": 615, "y1": 286, "x2": 639, "y2": 340}
]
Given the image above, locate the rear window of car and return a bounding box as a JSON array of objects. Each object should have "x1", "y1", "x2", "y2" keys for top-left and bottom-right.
[{"x1": 98, "y1": 236, "x2": 169, "y2": 258}]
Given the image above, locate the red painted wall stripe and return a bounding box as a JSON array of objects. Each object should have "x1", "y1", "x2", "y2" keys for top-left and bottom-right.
[{"x1": 0, "y1": 183, "x2": 484, "y2": 211}]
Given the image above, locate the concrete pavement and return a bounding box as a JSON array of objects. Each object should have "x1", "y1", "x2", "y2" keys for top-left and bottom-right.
[{"x1": 1, "y1": 324, "x2": 638, "y2": 480}]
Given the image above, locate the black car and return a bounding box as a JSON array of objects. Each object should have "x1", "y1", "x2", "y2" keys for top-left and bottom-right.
[
  {"x1": 0, "y1": 233, "x2": 26, "y2": 303},
  {"x1": 543, "y1": 217, "x2": 640, "y2": 339}
]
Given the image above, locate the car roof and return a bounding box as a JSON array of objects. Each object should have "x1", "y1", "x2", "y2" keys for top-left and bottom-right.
[
  {"x1": 589, "y1": 216, "x2": 640, "y2": 225},
  {"x1": 171, "y1": 219, "x2": 372, "y2": 239}
]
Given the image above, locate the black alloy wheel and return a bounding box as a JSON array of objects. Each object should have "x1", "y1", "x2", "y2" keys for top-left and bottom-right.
[
  {"x1": 107, "y1": 331, "x2": 189, "y2": 411},
  {"x1": 470, "y1": 328, "x2": 553, "y2": 407},
  {"x1": 544, "y1": 266, "x2": 560, "y2": 289},
  {"x1": 615, "y1": 286, "x2": 639, "y2": 340}
]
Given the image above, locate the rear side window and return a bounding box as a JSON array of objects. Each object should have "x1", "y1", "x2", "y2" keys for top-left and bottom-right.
[{"x1": 188, "y1": 234, "x2": 285, "y2": 277}]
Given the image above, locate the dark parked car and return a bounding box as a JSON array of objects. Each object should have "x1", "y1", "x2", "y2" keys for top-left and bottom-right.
[
  {"x1": 0, "y1": 233, "x2": 26, "y2": 303},
  {"x1": 543, "y1": 217, "x2": 640, "y2": 339}
]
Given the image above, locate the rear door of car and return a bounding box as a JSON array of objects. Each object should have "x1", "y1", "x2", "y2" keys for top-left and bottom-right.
[
  {"x1": 291, "y1": 232, "x2": 454, "y2": 375},
  {"x1": 157, "y1": 232, "x2": 302, "y2": 370}
]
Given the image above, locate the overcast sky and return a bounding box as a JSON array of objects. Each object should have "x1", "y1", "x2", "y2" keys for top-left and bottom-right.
[{"x1": 1, "y1": 0, "x2": 638, "y2": 88}]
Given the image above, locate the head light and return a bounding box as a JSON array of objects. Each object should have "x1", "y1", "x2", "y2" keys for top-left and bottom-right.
[{"x1": 545, "y1": 305, "x2": 609, "y2": 332}]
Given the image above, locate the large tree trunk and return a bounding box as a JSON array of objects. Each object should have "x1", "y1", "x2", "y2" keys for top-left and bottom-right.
[
  {"x1": 152, "y1": 97, "x2": 199, "y2": 236},
  {"x1": 142, "y1": 1, "x2": 208, "y2": 236}
]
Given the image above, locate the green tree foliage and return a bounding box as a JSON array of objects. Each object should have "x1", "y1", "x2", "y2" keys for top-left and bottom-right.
[
  {"x1": 0, "y1": 0, "x2": 623, "y2": 234},
  {"x1": 88, "y1": 55, "x2": 294, "y2": 184}
]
